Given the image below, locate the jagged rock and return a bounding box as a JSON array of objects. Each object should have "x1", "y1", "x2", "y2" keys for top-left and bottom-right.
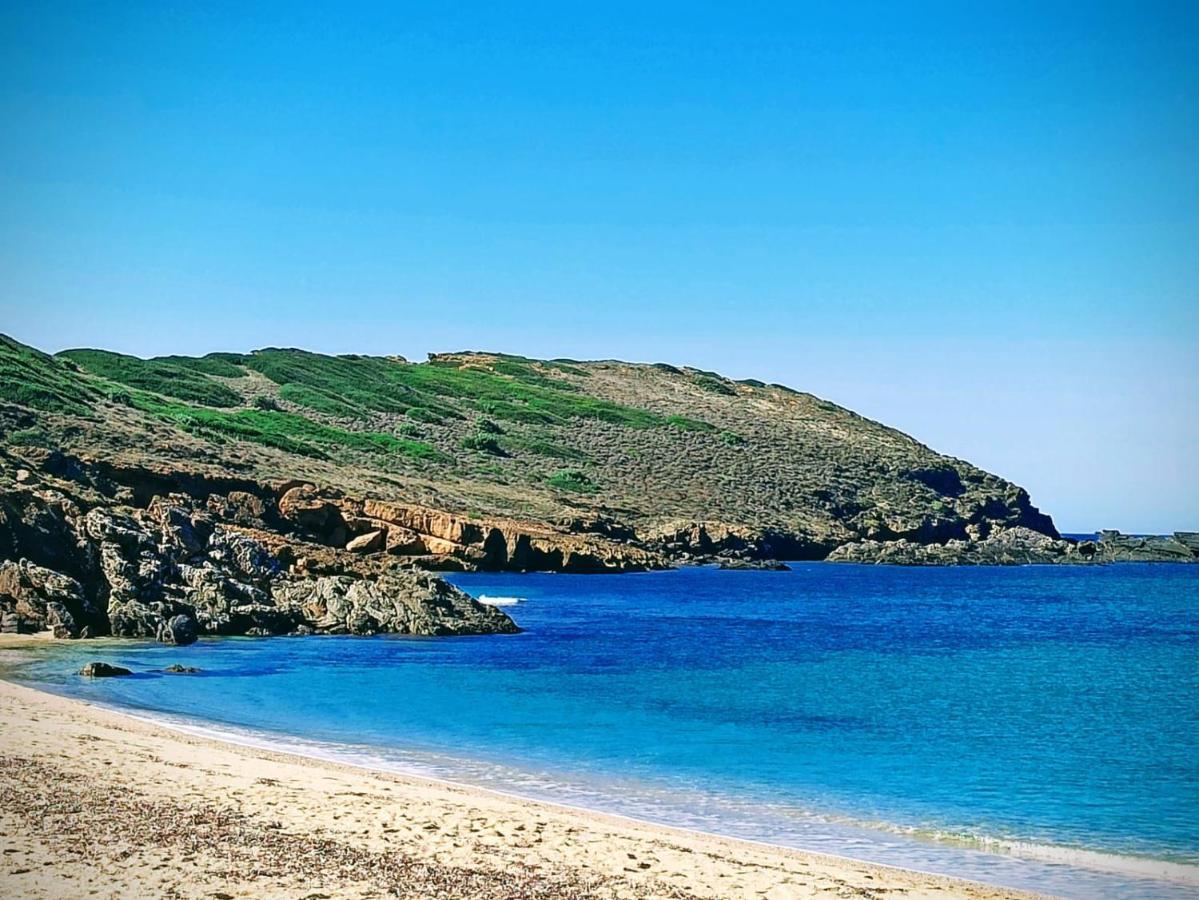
[
  {"x1": 1175, "y1": 532, "x2": 1199, "y2": 553},
  {"x1": 1095, "y1": 531, "x2": 1196, "y2": 562},
  {"x1": 362, "y1": 500, "x2": 663, "y2": 572},
  {"x1": 0, "y1": 559, "x2": 98, "y2": 637},
  {"x1": 827, "y1": 525, "x2": 1198, "y2": 566},
  {"x1": 272, "y1": 569, "x2": 519, "y2": 636},
  {"x1": 645, "y1": 521, "x2": 835, "y2": 562},
  {"x1": 717, "y1": 559, "x2": 791, "y2": 570},
  {"x1": 0, "y1": 485, "x2": 89, "y2": 580},
  {"x1": 207, "y1": 490, "x2": 269, "y2": 528},
  {"x1": 79, "y1": 662, "x2": 132, "y2": 677},
  {"x1": 346, "y1": 529, "x2": 385, "y2": 554},
  {"x1": 156, "y1": 613, "x2": 198, "y2": 646},
  {"x1": 145, "y1": 497, "x2": 209, "y2": 556},
  {"x1": 206, "y1": 528, "x2": 279, "y2": 584},
  {"x1": 385, "y1": 525, "x2": 426, "y2": 555},
  {"x1": 278, "y1": 485, "x2": 346, "y2": 544}
]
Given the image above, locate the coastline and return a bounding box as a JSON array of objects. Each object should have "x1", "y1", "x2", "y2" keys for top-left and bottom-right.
[{"x1": 0, "y1": 646, "x2": 1033, "y2": 900}]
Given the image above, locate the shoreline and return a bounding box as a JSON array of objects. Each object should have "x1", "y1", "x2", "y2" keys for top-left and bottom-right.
[{"x1": 0, "y1": 648, "x2": 1035, "y2": 900}]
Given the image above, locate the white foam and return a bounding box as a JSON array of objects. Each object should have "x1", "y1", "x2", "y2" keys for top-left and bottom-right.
[{"x1": 477, "y1": 595, "x2": 525, "y2": 607}]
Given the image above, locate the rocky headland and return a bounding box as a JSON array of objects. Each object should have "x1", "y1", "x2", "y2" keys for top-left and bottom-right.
[{"x1": 0, "y1": 333, "x2": 1193, "y2": 642}]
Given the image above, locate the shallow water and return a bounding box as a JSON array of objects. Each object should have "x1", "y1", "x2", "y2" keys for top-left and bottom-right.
[{"x1": 11, "y1": 564, "x2": 1199, "y2": 898}]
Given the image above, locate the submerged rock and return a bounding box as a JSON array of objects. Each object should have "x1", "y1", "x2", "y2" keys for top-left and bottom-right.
[
  {"x1": 163, "y1": 664, "x2": 200, "y2": 674},
  {"x1": 79, "y1": 662, "x2": 132, "y2": 677},
  {"x1": 717, "y1": 558, "x2": 791, "y2": 571}
]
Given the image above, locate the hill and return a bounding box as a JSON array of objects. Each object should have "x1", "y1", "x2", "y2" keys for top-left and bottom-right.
[
  {"x1": 1, "y1": 332, "x2": 1060, "y2": 559},
  {"x1": 6, "y1": 331, "x2": 1196, "y2": 643}
]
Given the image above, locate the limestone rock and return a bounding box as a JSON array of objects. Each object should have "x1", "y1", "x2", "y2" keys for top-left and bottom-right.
[
  {"x1": 272, "y1": 569, "x2": 519, "y2": 636},
  {"x1": 346, "y1": 529, "x2": 385, "y2": 554},
  {"x1": 278, "y1": 485, "x2": 345, "y2": 543}
]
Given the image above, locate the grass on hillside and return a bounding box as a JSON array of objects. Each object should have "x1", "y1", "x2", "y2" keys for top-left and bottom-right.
[
  {"x1": 547, "y1": 469, "x2": 598, "y2": 493},
  {"x1": 0, "y1": 335, "x2": 99, "y2": 415},
  {"x1": 132, "y1": 393, "x2": 446, "y2": 462},
  {"x1": 155, "y1": 354, "x2": 248, "y2": 378},
  {"x1": 242, "y1": 348, "x2": 668, "y2": 429},
  {"x1": 60, "y1": 349, "x2": 243, "y2": 407},
  {"x1": 666, "y1": 415, "x2": 716, "y2": 432}
]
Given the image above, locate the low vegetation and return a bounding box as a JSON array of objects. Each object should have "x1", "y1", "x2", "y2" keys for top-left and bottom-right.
[
  {"x1": 0, "y1": 335, "x2": 99, "y2": 415},
  {"x1": 58, "y1": 349, "x2": 242, "y2": 407},
  {"x1": 131, "y1": 394, "x2": 445, "y2": 462},
  {"x1": 547, "y1": 469, "x2": 598, "y2": 493}
]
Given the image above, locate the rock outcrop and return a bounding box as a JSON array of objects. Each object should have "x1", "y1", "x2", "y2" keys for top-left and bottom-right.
[
  {"x1": 0, "y1": 456, "x2": 520, "y2": 641},
  {"x1": 826, "y1": 527, "x2": 1199, "y2": 566}
]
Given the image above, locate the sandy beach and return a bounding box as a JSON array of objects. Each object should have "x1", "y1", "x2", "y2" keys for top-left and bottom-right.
[{"x1": 0, "y1": 640, "x2": 1033, "y2": 900}]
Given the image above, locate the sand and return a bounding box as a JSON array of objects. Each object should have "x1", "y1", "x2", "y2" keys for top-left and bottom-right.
[{"x1": 0, "y1": 637, "x2": 1035, "y2": 899}]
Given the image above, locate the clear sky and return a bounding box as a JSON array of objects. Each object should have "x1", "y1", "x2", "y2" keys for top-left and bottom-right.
[{"x1": 2, "y1": 2, "x2": 1196, "y2": 532}]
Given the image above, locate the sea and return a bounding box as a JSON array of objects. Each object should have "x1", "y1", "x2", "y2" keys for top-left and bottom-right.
[{"x1": 7, "y1": 563, "x2": 1198, "y2": 898}]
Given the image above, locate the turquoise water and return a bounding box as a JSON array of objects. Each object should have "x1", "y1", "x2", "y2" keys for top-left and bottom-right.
[{"x1": 9, "y1": 564, "x2": 1199, "y2": 897}]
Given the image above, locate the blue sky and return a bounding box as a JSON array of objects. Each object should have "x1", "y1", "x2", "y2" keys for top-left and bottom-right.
[{"x1": 1, "y1": 2, "x2": 1196, "y2": 532}]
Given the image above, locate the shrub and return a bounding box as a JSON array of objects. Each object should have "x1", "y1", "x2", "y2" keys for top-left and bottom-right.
[
  {"x1": 460, "y1": 434, "x2": 506, "y2": 456},
  {"x1": 720, "y1": 430, "x2": 747, "y2": 446},
  {"x1": 693, "y1": 375, "x2": 736, "y2": 396},
  {"x1": 548, "y1": 469, "x2": 598, "y2": 493},
  {"x1": 666, "y1": 415, "x2": 716, "y2": 432}
]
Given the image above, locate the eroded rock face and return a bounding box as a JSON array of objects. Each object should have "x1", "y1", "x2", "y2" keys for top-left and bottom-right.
[
  {"x1": 0, "y1": 559, "x2": 100, "y2": 637},
  {"x1": 0, "y1": 467, "x2": 521, "y2": 642},
  {"x1": 359, "y1": 500, "x2": 663, "y2": 572}
]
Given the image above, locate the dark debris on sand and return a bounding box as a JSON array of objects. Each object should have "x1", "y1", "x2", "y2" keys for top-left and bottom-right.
[{"x1": 0, "y1": 754, "x2": 700, "y2": 899}]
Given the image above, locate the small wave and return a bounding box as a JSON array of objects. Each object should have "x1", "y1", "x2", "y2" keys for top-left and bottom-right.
[{"x1": 477, "y1": 595, "x2": 525, "y2": 607}]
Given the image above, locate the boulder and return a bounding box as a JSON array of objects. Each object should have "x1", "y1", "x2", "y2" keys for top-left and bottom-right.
[
  {"x1": 156, "y1": 613, "x2": 198, "y2": 646},
  {"x1": 346, "y1": 529, "x2": 385, "y2": 554},
  {"x1": 79, "y1": 662, "x2": 132, "y2": 677},
  {"x1": 278, "y1": 485, "x2": 346, "y2": 543}
]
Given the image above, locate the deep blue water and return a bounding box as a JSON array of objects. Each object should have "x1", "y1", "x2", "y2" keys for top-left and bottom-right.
[{"x1": 8, "y1": 564, "x2": 1199, "y2": 898}]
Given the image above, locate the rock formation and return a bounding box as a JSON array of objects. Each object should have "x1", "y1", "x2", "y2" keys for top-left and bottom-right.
[
  {"x1": 826, "y1": 527, "x2": 1199, "y2": 566},
  {"x1": 0, "y1": 453, "x2": 519, "y2": 641}
]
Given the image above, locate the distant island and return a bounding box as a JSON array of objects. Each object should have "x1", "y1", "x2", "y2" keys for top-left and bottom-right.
[{"x1": 1, "y1": 333, "x2": 1193, "y2": 643}]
